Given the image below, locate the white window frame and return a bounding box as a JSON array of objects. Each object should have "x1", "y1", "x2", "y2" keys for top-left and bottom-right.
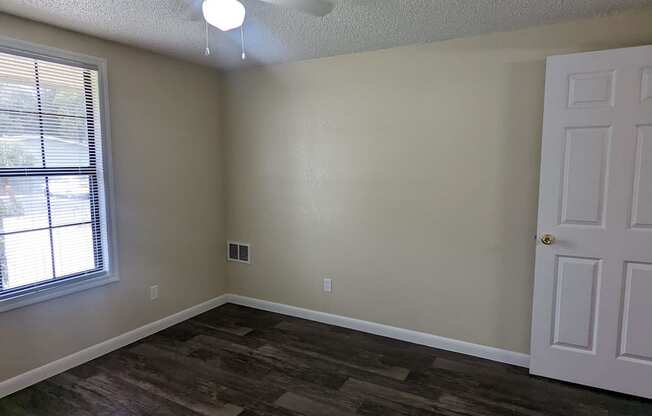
[{"x1": 0, "y1": 36, "x2": 119, "y2": 312}]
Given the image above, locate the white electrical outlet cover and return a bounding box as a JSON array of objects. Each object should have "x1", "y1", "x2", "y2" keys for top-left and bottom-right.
[{"x1": 150, "y1": 285, "x2": 159, "y2": 300}]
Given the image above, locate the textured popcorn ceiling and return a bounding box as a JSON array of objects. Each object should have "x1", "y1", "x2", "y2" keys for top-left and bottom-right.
[{"x1": 1, "y1": 0, "x2": 652, "y2": 70}]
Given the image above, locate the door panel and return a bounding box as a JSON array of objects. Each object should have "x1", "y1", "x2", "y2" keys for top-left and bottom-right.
[
  {"x1": 619, "y1": 262, "x2": 652, "y2": 364},
  {"x1": 631, "y1": 125, "x2": 652, "y2": 228},
  {"x1": 552, "y1": 256, "x2": 600, "y2": 351},
  {"x1": 568, "y1": 70, "x2": 615, "y2": 108},
  {"x1": 561, "y1": 127, "x2": 610, "y2": 226},
  {"x1": 642, "y1": 68, "x2": 652, "y2": 102},
  {"x1": 531, "y1": 45, "x2": 652, "y2": 399}
]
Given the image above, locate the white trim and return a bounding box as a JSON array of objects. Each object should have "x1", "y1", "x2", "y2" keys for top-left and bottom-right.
[
  {"x1": 1, "y1": 293, "x2": 530, "y2": 399},
  {"x1": 0, "y1": 295, "x2": 228, "y2": 399},
  {"x1": 0, "y1": 35, "x2": 108, "y2": 69},
  {"x1": 0, "y1": 36, "x2": 121, "y2": 311},
  {"x1": 0, "y1": 274, "x2": 118, "y2": 313},
  {"x1": 96, "y1": 47, "x2": 121, "y2": 289},
  {"x1": 226, "y1": 294, "x2": 531, "y2": 368}
]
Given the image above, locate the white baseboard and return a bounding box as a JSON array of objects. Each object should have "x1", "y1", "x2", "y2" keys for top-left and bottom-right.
[
  {"x1": 1, "y1": 292, "x2": 530, "y2": 399},
  {"x1": 225, "y1": 294, "x2": 531, "y2": 368},
  {"x1": 0, "y1": 294, "x2": 228, "y2": 399}
]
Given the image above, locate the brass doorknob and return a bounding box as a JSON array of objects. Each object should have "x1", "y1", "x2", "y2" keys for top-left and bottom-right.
[{"x1": 540, "y1": 234, "x2": 555, "y2": 245}]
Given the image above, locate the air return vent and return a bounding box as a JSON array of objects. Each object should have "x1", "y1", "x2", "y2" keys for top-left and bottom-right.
[{"x1": 227, "y1": 241, "x2": 251, "y2": 264}]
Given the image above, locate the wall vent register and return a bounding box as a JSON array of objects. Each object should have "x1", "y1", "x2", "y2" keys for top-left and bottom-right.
[
  {"x1": 227, "y1": 241, "x2": 250, "y2": 264},
  {"x1": 0, "y1": 40, "x2": 116, "y2": 311}
]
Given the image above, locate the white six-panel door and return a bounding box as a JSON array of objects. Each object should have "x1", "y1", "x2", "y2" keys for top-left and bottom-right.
[{"x1": 530, "y1": 45, "x2": 652, "y2": 399}]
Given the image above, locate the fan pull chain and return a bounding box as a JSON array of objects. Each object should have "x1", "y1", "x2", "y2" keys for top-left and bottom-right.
[
  {"x1": 240, "y1": 22, "x2": 246, "y2": 60},
  {"x1": 204, "y1": 20, "x2": 211, "y2": 56}
]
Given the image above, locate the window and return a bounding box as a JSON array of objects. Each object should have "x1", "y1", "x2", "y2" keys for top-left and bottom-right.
[{"x1": 0, "y1": 40, "x2": 116, "y2": 311}]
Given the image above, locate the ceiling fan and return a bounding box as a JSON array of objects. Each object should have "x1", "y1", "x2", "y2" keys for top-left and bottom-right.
[{"x1": 180, "y1": 0, "x2": 334, "y2": 31}]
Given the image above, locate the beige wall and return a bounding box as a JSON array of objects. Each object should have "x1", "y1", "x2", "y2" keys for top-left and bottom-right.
[
  {"x1": 2, "y1": 7, "x2": 652, "y2": 385},
  {"x1": 224, "y1": 9, "x2": 652, "y2": 354},
  {"x1": 0, "y1": 14, "x2": 226, "y2": 381}
]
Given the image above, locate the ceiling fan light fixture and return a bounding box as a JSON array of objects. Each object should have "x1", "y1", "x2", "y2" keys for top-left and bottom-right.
[{"x1": 202, "y1": 0, "x2": 246, "y2": 31}]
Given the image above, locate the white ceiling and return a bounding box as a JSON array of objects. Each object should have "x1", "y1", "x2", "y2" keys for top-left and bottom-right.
[{"x1": 1, "y1": 0, "x2": 651, "y2": 70}]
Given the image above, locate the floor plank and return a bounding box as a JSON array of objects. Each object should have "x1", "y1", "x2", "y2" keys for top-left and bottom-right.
[{"x1": 1, "y1": 303, "x2": 650, "y2": 415}]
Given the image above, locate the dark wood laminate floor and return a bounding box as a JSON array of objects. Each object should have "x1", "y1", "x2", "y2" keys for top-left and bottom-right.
[{"x1": 1, "y1": 304, "x2": 650, "y2": 415}]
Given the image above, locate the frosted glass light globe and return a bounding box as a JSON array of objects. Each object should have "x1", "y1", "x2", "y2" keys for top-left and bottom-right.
[{"x1": 203, "y1": 0, "x2": 246, "y2": 32}]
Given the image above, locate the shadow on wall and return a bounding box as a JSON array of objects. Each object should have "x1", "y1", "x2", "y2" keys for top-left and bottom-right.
[{"x1": 493, "y1": 59, "x2": 546, "y2": 349}]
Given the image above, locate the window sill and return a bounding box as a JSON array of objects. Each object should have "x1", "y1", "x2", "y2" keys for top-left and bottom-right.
[{"x1": 0, "y1": 273, "x2": 119, "y2": 313}]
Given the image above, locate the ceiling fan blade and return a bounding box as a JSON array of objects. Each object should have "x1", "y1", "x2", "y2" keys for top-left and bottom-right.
[
  {"x1": 177, "y1": 0, "x2": 204, "y2": 21},
  {"x1": 257, "y1": 0, "x2": 334, "y2": 16}
]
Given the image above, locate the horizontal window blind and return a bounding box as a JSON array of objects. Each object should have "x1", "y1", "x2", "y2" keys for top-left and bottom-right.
[{"x1": 0, "y1": 49, "x2": 109, "y2": 296}]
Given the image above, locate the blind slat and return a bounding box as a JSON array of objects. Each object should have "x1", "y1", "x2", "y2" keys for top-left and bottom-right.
[{"x1": 0, "y1": 49, "x2": 107, "y2": 295}]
